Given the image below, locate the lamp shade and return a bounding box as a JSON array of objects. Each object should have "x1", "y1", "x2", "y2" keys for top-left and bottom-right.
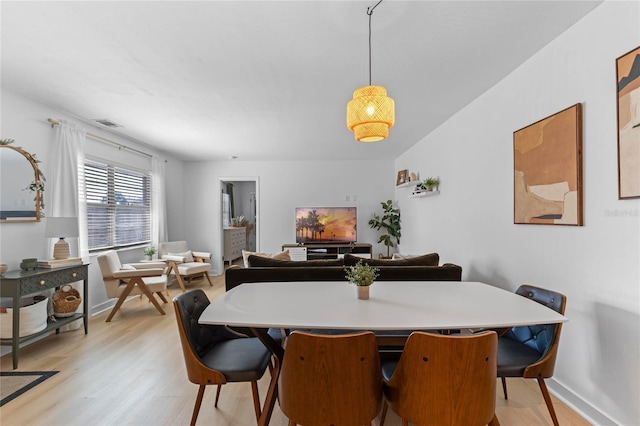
[
  {"x1": 346, "y1": 85, "x2": 395, "y2": 142},
  {"x1": 45, "y1": 217, "x2": 79, "y2": 238}
]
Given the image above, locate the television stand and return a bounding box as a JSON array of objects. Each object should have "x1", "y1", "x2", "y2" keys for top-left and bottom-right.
[{"x1": 282, "y1": 243, "x2": 372, "y2": 260}]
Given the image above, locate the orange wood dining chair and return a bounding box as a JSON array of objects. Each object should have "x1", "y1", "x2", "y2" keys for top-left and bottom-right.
[
  {"x1": 278, "y1": 330, "x2": 383, "y2": 426},
  {"x1": 381, "y1": 331, "x2": 500, "y2": 426}
]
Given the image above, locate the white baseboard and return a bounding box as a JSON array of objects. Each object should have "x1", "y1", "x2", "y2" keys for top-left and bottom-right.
[{"x1": 548, "y1": 378, "x2": 618, "y2": 425}]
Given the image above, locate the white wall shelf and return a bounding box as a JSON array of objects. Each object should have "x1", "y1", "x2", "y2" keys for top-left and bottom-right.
[
  {"x1": 396, "y1": 180, "x2": 420, "y2": 189},
  {"x1": 409, "y1": 190, "x2": 440, "y2": 198}
]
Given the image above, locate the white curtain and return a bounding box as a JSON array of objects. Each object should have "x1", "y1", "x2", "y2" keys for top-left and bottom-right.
[
  {"x1": 49, "y1": 119, "x2": 87, "y2": 330},
  {"x1": 151, "y1": 155, "x2": 168, "y2": 247}
]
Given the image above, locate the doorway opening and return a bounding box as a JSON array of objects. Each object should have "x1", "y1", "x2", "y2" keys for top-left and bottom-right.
[{"x1": 219, "y1": 177, "x2": 259, "y2": 267}]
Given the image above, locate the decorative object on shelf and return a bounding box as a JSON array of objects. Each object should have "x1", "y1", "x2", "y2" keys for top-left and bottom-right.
[
  {"x1": 396, "y1": 169, "x2": 408, "y2": 186},
  {"x1": 143, "y1": 247, "x2": 157, "y2": 261},
  {"x1": 52, "y1": 285, "x2": 82, "y2": 318},
  {"x1": 514, "y1": 103, "x2": 583, "y2": 225},
  {"x1": 615, "y1": 45, "x2": 640, "y2": 199},
  {"x1": 19, "y1": 258, "x2": 37, "y2": 271},
  {"x1": 44, "y1": 217, "x2": 79, "y2": 259},
  {"x1": 344, "y1": 260, "x2": 379, "y2": 300},
  {"x1": 368, "y1": 199, "x2": 401, "y2": 258},
  {"x1": 409, "y1": 172, "x2": 417, "y2": 182},
  {"x1": 0, "y1": 264, "x2": 7, "y2": 275},
  {"x1": 346, "y1": 0, "x2": 394, "y2": 142},
  {"x1": 420, "y1": 177, "x2": 440, "y2": 192},
  {"x1": 0, "y1": 138, "x2": 46, "y2": 222}
]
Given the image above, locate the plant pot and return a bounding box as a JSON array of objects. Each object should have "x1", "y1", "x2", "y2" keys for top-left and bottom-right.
[
  {"x1": 144, "y1": 255, "x2": 153, "y2": 261},
  {"x1": 357, "y1": 286, "x2": 370, "y2": 300}
]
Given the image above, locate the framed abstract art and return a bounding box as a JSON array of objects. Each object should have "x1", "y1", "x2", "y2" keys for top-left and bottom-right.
[
  {"x1": 616, "y1": 46, "x2": 640, "y2": 199},
  {"x1": 514, "y1": 103, "x2": 583, "y2": 226}
]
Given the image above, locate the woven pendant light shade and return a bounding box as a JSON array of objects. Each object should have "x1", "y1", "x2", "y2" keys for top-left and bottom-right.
[{"x1": 347, "y1": 85, "x2": 395, "y2": 142}]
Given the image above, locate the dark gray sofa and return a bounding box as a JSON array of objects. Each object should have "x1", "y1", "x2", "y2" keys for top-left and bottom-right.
[{"x1": 225, "y1": 252, "x2": 462, "y2": 291}]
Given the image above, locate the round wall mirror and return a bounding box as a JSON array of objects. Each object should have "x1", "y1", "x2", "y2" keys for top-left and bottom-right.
[{"x1": 0, "y1": 145, "x2": 42, "y2": 222}]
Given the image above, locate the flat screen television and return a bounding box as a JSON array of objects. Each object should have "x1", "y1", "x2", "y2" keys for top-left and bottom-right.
[{"x1": 295, "y1": 207, "x2": 357, "y2": 244}]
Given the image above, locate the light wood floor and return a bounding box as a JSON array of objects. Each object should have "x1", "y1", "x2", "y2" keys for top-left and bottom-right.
[{"x1": 0, "y1": 272, "x2": 589, "y2": 426}]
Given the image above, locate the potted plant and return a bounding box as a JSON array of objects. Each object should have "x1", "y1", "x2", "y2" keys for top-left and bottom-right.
[
  {"x1": 143, "y1": 247, "x2": 157, "y2": 260},
  {"x1": 344, "y1": 260, "x2": 380, "y2": 299},
  {"x1": 368, "y1": 200, "x2": 401, "y2": 259},
  {"x1": 421, "y1": 177, "x2": 440, "y2": 192}
]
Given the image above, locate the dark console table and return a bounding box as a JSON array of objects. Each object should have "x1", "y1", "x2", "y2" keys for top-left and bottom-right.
[{"x1": 0, "y1": 264, "x2": 89, "y2": 369}]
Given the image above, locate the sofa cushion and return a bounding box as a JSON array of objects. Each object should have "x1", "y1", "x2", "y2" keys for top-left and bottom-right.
[
  {"x1": 242, "y1": 249, "x2": 290, "y2": 268},
  {"x1": 344, "y1": 252, "x2": 439, "y2": 267},
  {"x1": 247, "y1": 255, "x2": 344, "y2": 268}
]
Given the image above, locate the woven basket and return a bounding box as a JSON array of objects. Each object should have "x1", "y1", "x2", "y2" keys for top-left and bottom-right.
[{"x1": 53, "y1": 285, "x2": 82, "y2": 317}]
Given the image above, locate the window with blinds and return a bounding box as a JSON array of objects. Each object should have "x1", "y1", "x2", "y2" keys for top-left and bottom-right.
[{"x1": 85, "y1": 159, "x2": 151, "y2": 251}]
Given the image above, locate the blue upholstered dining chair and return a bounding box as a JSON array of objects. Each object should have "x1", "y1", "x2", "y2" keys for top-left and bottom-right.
[{"x1": 496, "y1": 284, "x2": 567, "y2": 426}]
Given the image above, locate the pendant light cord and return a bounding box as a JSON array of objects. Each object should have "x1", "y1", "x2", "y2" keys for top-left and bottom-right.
[{"x1": 367, "y1": 0, "x2": 384, "y2": 86}]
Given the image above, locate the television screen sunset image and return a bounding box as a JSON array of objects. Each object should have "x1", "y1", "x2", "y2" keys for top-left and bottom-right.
[{"x1": 295, "y1": 207, "x2": 357, "y2": 243}]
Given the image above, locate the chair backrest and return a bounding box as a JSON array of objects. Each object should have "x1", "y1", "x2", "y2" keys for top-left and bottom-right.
[
  {"x1": 278, "y1": 331, "x2": 382, "y2": 426},
  {"x1": 505, "y1": 284, "x2": 567, "y2": 378},
  {"x1": 97, "y1": 250, "x2": 123, "y2": 298},
  {"x1": 158, "y1": 241, "x2": 189, "y2": 258},
  {"x1": 384, "y1": 331, "x2": 498, "y2": 426},
  {"x1": 173, "y1": 289, "x2": 243, "y2": 385}
]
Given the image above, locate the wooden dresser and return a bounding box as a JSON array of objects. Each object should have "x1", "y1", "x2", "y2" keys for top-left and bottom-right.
[{"x1": 224, "y1": 227, "x2": 246, "y2": 264}]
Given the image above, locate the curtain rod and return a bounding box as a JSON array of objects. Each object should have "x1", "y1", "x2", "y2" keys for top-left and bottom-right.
[{"x1": 47, "y1": 118, "x2": 153, "y2": 159}]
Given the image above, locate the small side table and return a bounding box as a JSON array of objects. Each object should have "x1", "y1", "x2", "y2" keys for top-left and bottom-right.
[{"x1": 0, "y1": 264, "x2": 89, "y2": 369}]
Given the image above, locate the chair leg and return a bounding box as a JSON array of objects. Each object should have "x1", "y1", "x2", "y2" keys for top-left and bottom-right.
[
  {"x1": 214, "y1": 384, "x2": 222, "y2": 407},
  {"x1": 488, "y1": 413, "x2": 501, "y2": 426},
  {"x1": 204, "y1": 271, "x2": 214, "y2": 287},
  {"x1": 133, "y1": 279, "x2": 165, "y2": 315},
  {"x1": 105, "y1": 280, "x2": 137, "y2": 322},
  {"x1": 537, "y1": 377, "x2": 559, "y2": 426},
  {"x1": 251, "y1": 380, "x2": 262, "y2": 423},
  {"x1": 156, "y1": 291, "x2": 168, "y2": 303},
  {"x1": 501, "y1": 377, "x2": 508, "y2": 399},
  {"x1": 379, "y1": 400, "x2": 388, "y2": 426},
  {"x1": 191, "y1": 385, "x2": 206, "y2": 426},
  {"x1": 175, "y1": 272, "x2": 188, "y2": 292}
]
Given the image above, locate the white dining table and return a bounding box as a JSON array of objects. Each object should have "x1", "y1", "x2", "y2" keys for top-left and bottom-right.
[{"x1": 199, "y1": 280, "x2": 567, "y2": 425}]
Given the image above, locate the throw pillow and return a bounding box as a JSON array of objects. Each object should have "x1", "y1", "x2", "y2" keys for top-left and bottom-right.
[
  {"x1": 344, "y1": 252, "x2": 439, "y2": 267},
  {"x1": 168, "y1": 250, "x2": 194, "y2": 262},
  {"x1": 247, "y1": 255, "x2": 344, "y2": 268},
  {"x1": 242, "y1": 249, "x2": 290, "y2": 268}
]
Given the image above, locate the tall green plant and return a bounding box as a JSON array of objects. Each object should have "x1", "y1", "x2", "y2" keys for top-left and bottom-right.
[{"x1": 368, "y1": 200, "x2": 401, "y2": 258}]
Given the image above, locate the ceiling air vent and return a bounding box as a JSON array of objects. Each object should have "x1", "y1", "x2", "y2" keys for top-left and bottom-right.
[{"x1": 92, "y1": 118, "x2": 123, "y2": 128}]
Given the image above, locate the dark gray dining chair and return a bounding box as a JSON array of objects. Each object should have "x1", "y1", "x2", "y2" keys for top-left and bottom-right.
[{"x1": 173, "y1": 289, "x2": 271, "y2": 425}]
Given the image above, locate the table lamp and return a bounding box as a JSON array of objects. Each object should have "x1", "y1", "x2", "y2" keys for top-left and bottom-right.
[{"x1": 45, "y1": 217, "x2": 79, "y2": 259}]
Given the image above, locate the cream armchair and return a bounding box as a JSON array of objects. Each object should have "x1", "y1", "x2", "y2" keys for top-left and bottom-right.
[
  {"x1": 158, "y1": 241, "x2": 213, "y2": 292},
  {"x1": 97, "y1": 250, "x2": 168, "y2": 322}
]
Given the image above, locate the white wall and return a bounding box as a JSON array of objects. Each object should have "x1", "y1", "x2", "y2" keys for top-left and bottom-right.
[
  {"x1": 0, "y1": 89, "x2": 186, "y2": 316},
  {"x1": 395, "y1": 2, "x2": 639, "y2": 424},
  {"x1": 183, "y1": 160, "x2": 395, "y2": 275}
]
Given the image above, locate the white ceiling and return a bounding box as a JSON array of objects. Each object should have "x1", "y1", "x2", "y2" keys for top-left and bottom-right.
[{"x1": 1, "y1": 1, "x2": 601, "y2": 162}]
